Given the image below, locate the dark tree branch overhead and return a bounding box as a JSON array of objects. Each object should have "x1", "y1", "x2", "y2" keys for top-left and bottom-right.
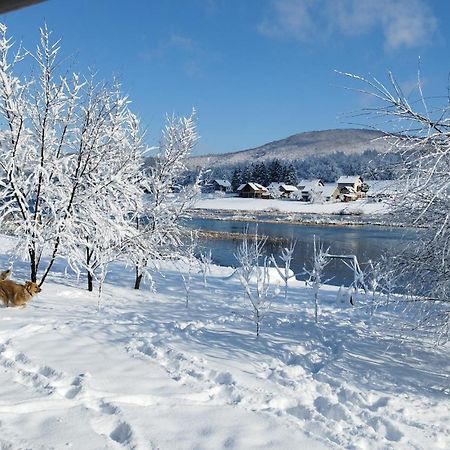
[{"x1": 0, "y1": 0, "x2": 45, "y2": 14}]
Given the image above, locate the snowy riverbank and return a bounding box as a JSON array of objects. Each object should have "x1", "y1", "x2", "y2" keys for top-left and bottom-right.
[
  {"x1": 194, "y1": 196, "x2": 389, "y2": 215},
  {"x1": 0, "y1": 234, "x2": 448, "y2": 449},
  {"x1": 190, "y1": 196, "x2": 403, "y2": 228}
]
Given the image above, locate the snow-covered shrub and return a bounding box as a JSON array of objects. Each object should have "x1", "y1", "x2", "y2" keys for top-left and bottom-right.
[
  {"x1": 339, "y1": 207, "x2": 364, "y2": 216},
  {"x1": 200, "y1": 249, "x2": 213, "y2": 288},
  {"x1": 235, "y1": 227, "x2": 280, "y2": 336},
  {"x1": 304, "y1": 236, "x2": 330, "y2": 323},
  {"x1": 177, "y1": 232, "x2": 199, "y2": 308},
  {"x1": 270, "y1": 240, "x2": 297, "y2": 301},
  {"x1": 341, "y1": 69, "x2": 450, "y2": 342}
]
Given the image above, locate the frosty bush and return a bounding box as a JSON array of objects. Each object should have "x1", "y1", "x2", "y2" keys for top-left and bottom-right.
[
  {"x1": 341, "y1": 69, "x2": 450, "y2": 342},
  {"x1": 270, "y1": 240, "x2": 296, "y2": 301},
  {"x1": 304, "y1": 236, "x2": 330, "y2": 323},
  {"x1": 235, "y1": 227, "x2": 280, "y2": 336}
]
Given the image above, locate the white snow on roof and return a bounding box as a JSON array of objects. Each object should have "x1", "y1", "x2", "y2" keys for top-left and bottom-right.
[
  {"x1": 250, "y1": 182, "x2": 268, "y2": 191},
  {"x1": 239, "y1": 182, "x2": 268, "y2": 192},
  {"x1": 280, "y1": 184, "x2": 298, "y2": 192},
  {"x1": 214, "y1": 179, "x2": 231, "y2": 187},
  {"x1": 321, "y1": 185, "x2": 339, "y2": 197},
  {"x1": 297, "y1": 179, "x2": 309, "y2": 189},
  {"x1": 298, "y1": 179, "x2": 323, "y2": 191},
  {"x1": 300, "y1": 181, "x2": 324, "y2": 193},
  {"x1": 337, "y1": 176, "x2": 362, "y2": 185}
]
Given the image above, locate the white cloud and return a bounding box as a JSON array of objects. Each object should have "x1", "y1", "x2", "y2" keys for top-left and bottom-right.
[{"x1": 259, "y1": 0, "x2": 437, "y2": 50}]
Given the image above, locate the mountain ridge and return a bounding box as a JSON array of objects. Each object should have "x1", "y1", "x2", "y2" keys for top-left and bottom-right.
[{"x1": 187, "y1": 128, "x2": 392, "y2": 169}]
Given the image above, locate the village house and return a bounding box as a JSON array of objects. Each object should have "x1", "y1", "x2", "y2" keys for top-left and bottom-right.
[
  {"x1": 337, "y1": 176, "x2": 364, "y2": 202},
  {"x1": 266, "y1": 182, "x2": 298, "y2": 198},
  {"x1": 211, "y1": 179, "x2": 232, "y2": 192},
  {"x1": 237, "y1": 182, "x2": 270, "y2": 198},
  {"x1": 321, "y1": 184, "x2": 340, "y2": 202},
  {"x1": 297, "y1": 179, "x2": 324, "y2": 202},
  {"x1": 201, "y1": 179, "x2": 232, "y2": 193}
]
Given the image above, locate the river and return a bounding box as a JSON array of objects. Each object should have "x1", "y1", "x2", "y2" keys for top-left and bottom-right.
[{"x1": 187, "y1": 218, "x2": 418, "y2": 287}]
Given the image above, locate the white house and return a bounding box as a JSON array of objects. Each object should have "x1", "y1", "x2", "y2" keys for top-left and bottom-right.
[
  {"x1": 297, "y1": 179, "x2": 324, "y2": 202},
  {"x1": 320, "y1": 184, "x2": 340, "y2": 202},
  {"x1": 337, "y1": 176, "x2": 364, "y2": 202},
  {"x1": 267, "y1": 182, "x2": 298, "y2": 198},
  {"x1": 211, "y1": 179, "x2": 231, "y2": 192}
]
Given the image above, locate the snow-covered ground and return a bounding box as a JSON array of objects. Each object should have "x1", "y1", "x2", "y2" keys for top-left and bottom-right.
[
  {"x1": 193, "y1": 196, "x2": 388, "y2": 216},
  {"x1": 0, "y1": 234, "x2": 449, "y2": 449}
]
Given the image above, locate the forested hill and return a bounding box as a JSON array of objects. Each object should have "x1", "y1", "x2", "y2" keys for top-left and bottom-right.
[{"x1": 186, "y1": 128, "x2": 391, "y2": 169}]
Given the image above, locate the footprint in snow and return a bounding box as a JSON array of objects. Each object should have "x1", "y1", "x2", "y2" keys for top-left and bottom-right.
[
  {"x1": 0, "y1": 342, "x2": 64, "y2": 395},
  {"x1": 99, "y1": 401, "x2": 120, "y2": 415},
  {"x1": 368, "y1": 396, "x2": 390, "y2": 411},
  {"x1": 64, "y1": 373, "x2": 89, "y2": 399},
  {"x1": 314, "y1": 396, "x2": 351, "y2": 422},
  {"x1": 110, "y1": 422, "x2": 133, "y2": 446},
  {"x1": 367, "y1": 416, "x2": 404, "y2": 442}
]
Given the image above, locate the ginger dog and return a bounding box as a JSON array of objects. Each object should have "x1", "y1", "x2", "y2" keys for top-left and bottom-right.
[{"x1": 0, "y1": 280, "x2": 41, "y2": 307}]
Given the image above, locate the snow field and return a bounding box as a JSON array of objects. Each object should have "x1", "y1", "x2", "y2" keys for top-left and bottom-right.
[
  {"x1": 0, "y1": 235, "x2": 448, "y2": 449},
  {"x1": 193, "y1": 196, "x2": 389, "y2": 216}
]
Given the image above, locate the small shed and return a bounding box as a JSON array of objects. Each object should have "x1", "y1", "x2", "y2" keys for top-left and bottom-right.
[{"x1": 237, "y1": 182, "x2": 269, "y2": 198}]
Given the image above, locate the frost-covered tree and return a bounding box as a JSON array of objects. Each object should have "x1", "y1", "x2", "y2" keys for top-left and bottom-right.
[
  {"x1": 252, "y1": 162, "x2": 268, "y2": 186},
  {"x1": 341, "y1": 69, "x2": 450, "y2": 342},
  {"x1": 0, "y1": 24, "x2": 148, "y2": 289},
  {"x1": 0, "y1": 24, "x2": 70, "y2": 283},
  {"x1": 231, "y1": 167, "x2": 242, "y2": 191},
  {"x1": 284, "y1": 163, "x2": 298, "y2": 186},
  {"x1": 62, "y1": 89, "x2": 145, "y2": 291},
  {"x1": 128, "y1": 111, "x2": 200, "y2": 290},
  {"x1": 268, "y1": 159, "x2": 284, "y2": 183},
  {"x1": 241, "y1": 165, "x2": 253, "y2": 184}
]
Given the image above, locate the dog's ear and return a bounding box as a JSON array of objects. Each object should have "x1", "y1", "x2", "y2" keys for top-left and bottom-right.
[{"x1": 0, "y1": 269, "x2": 11, "y2": 280}]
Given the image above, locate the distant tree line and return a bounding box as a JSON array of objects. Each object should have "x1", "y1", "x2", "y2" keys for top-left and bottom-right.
[
  {"x1": 230, "y1": 160, "x2": 298, "y2": 191},
  {"x1": 191, "y1": 150, "x2": 399, "y2": 190}
]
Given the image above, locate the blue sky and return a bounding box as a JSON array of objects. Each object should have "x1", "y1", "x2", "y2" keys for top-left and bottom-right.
[{"x1": 3, "y1": 0, "x2": 449, "y2": 154}]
